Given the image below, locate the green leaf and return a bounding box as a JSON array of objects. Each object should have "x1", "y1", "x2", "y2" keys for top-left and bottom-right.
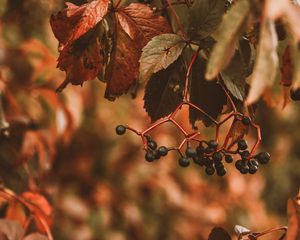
[
  {"x1": 246, "y1": 18, "x2": 279, "y2": 105},
  {"x1": 139, "y1": 33, "x2": 186, "y2": 83},
  {"x1": 221, "y1": 39, "x2": 254, "y2": 101},
  {"x1": 206, "y1": 0, "x2": 251, "y2": 80},
  {"x1": 143, "y1": 58, "x2": 185, "y2": 122},
  {"x1": 190, "y1": 57, "x2": 227, "y2": 127},
  {"x1": 188, "y1": 0, "x2": 226, "y2": 40}
]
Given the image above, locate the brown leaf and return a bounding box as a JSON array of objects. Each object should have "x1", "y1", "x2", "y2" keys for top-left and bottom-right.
[
  {"x1": 246, "y1": 18, "x2": 279, "y2": 105},
  {"x1": 50, "y1": 0, "x2": 110, "y2": 48},
  {"x1": 0, "y1": 219, "x2": 24, "y2": 240},
  {"x1": 56, "y1": 26, "x2": 105, "y2": 88},
  {"x1": 104, "y1": 20, "x2": 140, "y2": 100},
  {"x1": 116, "y1": 3, "x2": 171, "y2": 50},
  {"x1": 286, "y1": 192, "x2": 300, "y2": 240}
]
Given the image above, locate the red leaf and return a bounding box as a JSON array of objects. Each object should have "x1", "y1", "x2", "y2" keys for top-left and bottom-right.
[
  {"x1": 104, "y1": 20, "x2": 140, "y2": 100},
  {"x1": 50, "y1": 0, "x2": 110, "y2": 48},
  {"x1": 116, "y1": 3, "x2": 171, "y2": 49}
]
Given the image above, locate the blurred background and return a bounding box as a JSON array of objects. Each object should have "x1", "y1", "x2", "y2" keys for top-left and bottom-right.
[{"x1": 0, "y1": 0, "x2": 299, "y2": 239}]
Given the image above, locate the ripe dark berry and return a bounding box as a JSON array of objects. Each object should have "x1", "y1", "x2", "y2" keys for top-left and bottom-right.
[
  {"x1": 203, "y1": 157, "x2": 213, "y2": 167},
  {"x1": 193, "y1": 156, "x2": 205, "y2": 166},
  {"x1": 186, "y1": 147, "x2": 197, "y2": 158},
  {"x1": 153, "y1": 150, "x2": 160, "y2": 160},
  {"x1": 138, "y1": 0, "x2": 153, "y2": 3},
  {"x1": 290, "y1": 87, "x2": 300, "y2": 101},
  {"x1": 116, "y1": 125, "x2": 126, "y2": 135},
  {"x1": 240, "y1": 150, "x2": 250, "y2": 159},
  {"x1": 241, "y1": 116, "x2": 251, "y2": 126},
  {"x1": 158, "y1": 146, "x2": 168, "y2": 156},
  {"x1": 225, "y1": 155, "x2": 233, "y2": 163},
  {"x1": 147, "y1": 140, "x2": 157, "y2": 150},
  {"x1": 212, "y1": 152, "x2": 222, "y2": 162},
  {"x1": 145, "y1": 151, "x2": 155, "y2": 162},
  {"x1": 249, "y1": 159, "x2": 259, "y2": 167},
  {"x1": 178, "y1": 157, "x2": 190, "y2": 167},
  {"x1": 216, "y1": 167, "x2": 226, "y2": 176},
  {"x1": 205, "y1": 166, "x2": 215, "y2": 175},
  {"x1": 205, "y1": 147, "x2": 214, "y2": 154},
  {"x1": 248, "y1": 164, "x2": 258, "y2": 174},
  {"x1": 237, "y1": 139, "x2": 248, "y2": 150},
  {"x1": 208, "y1": 140, "x2": 218, "y2": 149},
  {"x1": 235, "y1": 159, "x2": 243, "y2": 170},
  {"x1": 256, "y1": 151, "x2": 270, "y2": 164},
  {"x1": 196, "y1": 145, "x2": 205, "y2": 155}
]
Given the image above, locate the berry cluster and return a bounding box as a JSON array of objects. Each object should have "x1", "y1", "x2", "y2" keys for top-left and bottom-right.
[
  {"x1": 115, "y1": 112, "x2": 270, "y2": 177},
  {"x1": 115, "y1": 50, "x2": 270, "y2": 177}
]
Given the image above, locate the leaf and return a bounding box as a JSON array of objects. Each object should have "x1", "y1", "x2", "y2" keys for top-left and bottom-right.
[
  {"x1": 188, "y1": 0, "x2": 226, "y2": 40},
  {"x1": 116, "y1": 3, "x2": 171, "y2": 50},
  {"x1": 286, "y1": 192, "x2": 300, "y2": 240},
  {"x1": 246, "y1": 18, "x2": 279, "y2": 105},
  {"x1": 206, "y1": 0, "x2": 251, "y2": 80},
  {"x1": 5, "y1": 201, "x2": 27, "y2": 227},
  {"x1": 220, "y1": 39, "x2": 253, "y2": 101},
  {"x1": 56, "y1": 23, "x2": 109, "y2": 90},
  {"x1": 0, "y1": 219, "x2": 24, "y2": 240},
  {"x1": 190, "y1": 58, "x2": 227, "y2": 127},
  {"x1": 208, "y1": 227, "x2": 231, "y2": 240},
  {"x1": 104, "y1": 19, "x2": 140, "y2": 100},
  {"x1": 143, "y1": 58, "x2": 185, "y2": 122},
  {"x1": 139, "y1": 34, "x2": 186, "y2": 83},
  {"x1": 50, "y1": 0, "x2": 110, "y2": 48},
  {"x1": 22, "y1": 192, "x2": 52, "y2": 216},
  {"x1": 24, "y1": 233, "x2": 48, "y2": 240}
]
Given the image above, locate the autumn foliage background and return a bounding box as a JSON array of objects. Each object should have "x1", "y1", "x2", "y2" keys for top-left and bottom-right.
[{"x1": 0, "y1": 0, "x2": 300, "y2": 239}]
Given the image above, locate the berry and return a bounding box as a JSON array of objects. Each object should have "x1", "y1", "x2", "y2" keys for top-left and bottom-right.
[
  {"x1": 216, "y1": 167, "x2": 226, "y2": 176},
  {"x1": 237, "y1": 139, "x2": 248, "y2": 150},
  {"x1": 138, "y1": 0, "x2": 153, "y2": 3},
  {"x1": 196, "y1": 145, "x2": 205, "y2": 155},
  {"x1": 249, "y1": 159, "x2": 259, "y2": 167},
  {"x1": 239, "y1": 160, "x2": 249, "y2": 174},
  {"x1": 256, "y1": 151, "x2": 270, "y2": 164},
  {"x1": 178, "y1": 157, "x2": 190, "y2": 167},
  {"x1": 193, "y1": 156, "x2": 205, "y2": 166},
  {"x1": 212, "y1": 152, "x2": 222, "y2": 162},
  {"x1": 290, "y1": 87, "x2": 300, "y2": 101},
  {"x1": 208, "y1": 140, "x2": 218, "y2": 149},
  {"x1": 145, "y1": 151, "x2": 155, "y2": 162},
  {"x1": 153, "y1": 150, "x2": 160, "y2": 160},
  {"x1": 148, "y1": 140, "x2": 157, "y2": 150},
  {"x1": 241, "y1": 116, "x2": 251, "y2": 126},
  {"x1": 248, "y1": 164, "x2": 258, "y2": 174},
  {"x1": 225, "y1": 155, "x2": 233, "y2": 163},
  {"x1": 205, "y1": 147, "x2": 214, "y2": 154},
  {"x1": 235, "y1": 159, "x2": 244, "y2": 170},
  {"x1": 116, "y1": 125, "x2": 126, "y2": 135},
  {"x1": 158, "y1": 146, "x2": 168, "y2": 156},
  {"x1": 203, "y1": 157, "x2": 213, "y2": 167},
  {"x1": 205, "y1": 166, "x2": 215, "y2": 175},
  {"x1": 186, "y1": 147, "x2": 197, "y2": 158},
  {"x1": 240, "y1": 150, "x2": 250, "y2": 159}
]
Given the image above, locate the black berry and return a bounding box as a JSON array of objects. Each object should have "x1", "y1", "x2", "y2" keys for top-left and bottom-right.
[
  {"x1": 145, "y1": 151, "x2": 155, "y2": 162},
  {"x1": 208, "y1": 140, "x2": 218, "y2": 149},
  {"x1": 256, "y1": 151, "x2": 270, "y2": 164},
  {"x1": 290, "y1": 87, "x2": 300, "y2": 101},
  {"x1": 216, "y1": 167, "x2": 226, "y2": 176},
  {"x1": 235, "y1": 159, "x2": 243, "y2": 170},
  {"x1": 153, "y1": 150, "x2": 160, "y2": 160},
  {"x1": 205, "y1": 166, "x2": 215, "y2": 175},
  {"x1": 212, "y1": 152, "x2": 222, "y2": 162},
  {"x1": 178, "y1": 157, "x2": 190, "y2": 167},
  {"x1": 241, "y1": 116, "x2": 251, "y2": 126},
  {"x1": 193, "y1": 156, "x2": 205, "y2": 166},
  {"x1": 248, "y1": 164, "x2": 258, "y2": 174},
  {"x1": 196, "y1": 145, "x2": 205, "y2": 155},
  {"x1": 237, "y1": 139, "x2": 248, "y2": 150},
  {"x1": 205, "y1": 147, "x2": 214, "y2": 154},
  {"x1": 225, "y1": 155, "x2": 233, "y2": 163},
  {"x1": 240, "y1": 150, "x2": 250, "y2": 159},
  {"x1": 158, "y1": 146, "x2": 168, "y2": 156},
  {"x1": 250, "y1": 159, "x2": 259, "y2": 167},
  {"x1": 148, "y1": 140, "x2": 157, "y2": 150},
  {"x1": 116, "y1": 125, "x2": 126, "y2": 135},
  {"x1": 186, "y1": 147, "x2": 197, "y2": 158}
]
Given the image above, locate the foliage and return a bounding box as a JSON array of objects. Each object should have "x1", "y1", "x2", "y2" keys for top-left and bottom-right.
[{"x1": 0, "y1": 0, "x2": 299, "y2": 239}]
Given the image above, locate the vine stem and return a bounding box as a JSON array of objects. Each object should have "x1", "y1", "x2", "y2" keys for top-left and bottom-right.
[
  {"x1": 114, "y1": 0, "x2": 122, "y2": 10},
  {"x1": 183, "y1": 47, "x2": 201, "y2": 101}
]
